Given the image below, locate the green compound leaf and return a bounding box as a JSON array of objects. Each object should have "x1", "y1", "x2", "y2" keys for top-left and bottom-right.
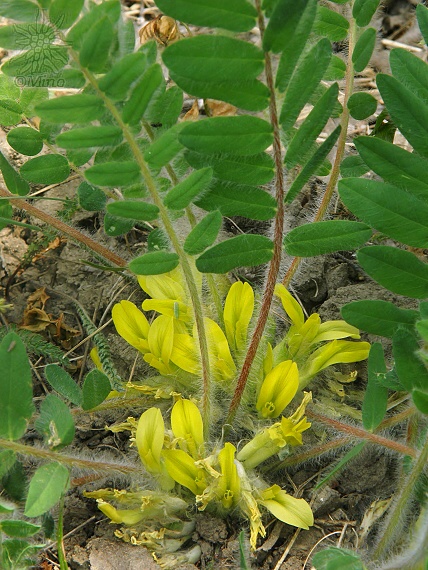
[
  {"x1": 0, "y1": 0, "x2": 41, "y2": 22},
  {"x1": 163, "y1": 36, "x2": 268, "y2": 111},
  {"x1": 80, "y1": 16, "x2": 114, "y2": 72},
  {"x1": 352, "y1": 27, "x2": 376, "y2": 73},
  {"x1": 35, "y1": 394, "x2": 75, "y2": 450},
  {"x1": 394, "y1": 328, "x2": 428, "y2": 393},
  {"x1": 195, "y1": 181, "x2": 277, "y2": 221},
  {"x1": 0, "y1": 520, "x2": 41, "y2": 538},
  {"x1": 417, "y1": 3, "x2": 428, "y2": 46},
  {"x1": 154, "y1": 0, "x2": 257, "y2": 32},
  {"x1": 339, "y1": 178, "x2": 428, "y2": 248},
  {"x1": 56, "y1": 126, "x2": 122, "y2": 149},
  {"x1": 275, "y1": 0, "x2": 317, "y2": 92},
  {"x1": 285, "y1": 82, "x2": 338, "y2": 168},
  {"x1": 49, "y1": 0, "x2": 84, "y2": 28},
  {"x1": 0, "y1": 333, "x2": 34, "y2": 441},
  {"x1": 354, "y1": 137, "x2": 428, "y2": 200},
  {"x1": 185, "y1": 151, "x2": 274, "y2": 186},
  {"x1": 85, "y1": 161, "x2": 140, "y2": 186},
  {"x1": 164, "y1": 167, "x2": 213, "y2": 210},
  {"x1": 353, "y1": 0, "x2": 381, "y2": 27},
  {"x1": 129, "y1": 251, "x2": 180, "y2": 275},
  {"x1": 196, "y1": 234, "x2": 274, "y2": 274},
  {"x1": 280, "y1": 38, "x2": 332, "y2": 132},
  {"x1": 184, "y1": 211, "x2": 222, "y2": 255},
  {"x1": 284, "y1": 220, "x2": 372, "y2": 257},
  {"x1": 122, "y1": 64, "x2": 164, "y2": 124},
  {"x1": 362, "y1": 343, "x2": 388, "y2": 431},
  {"x1": 0, "y1": 151, "x2": 30, "y2": 195},
  {"x1": 286, "y1": 125, "x2": 341, "y2": 203},
  {"x1": 82, "y1": 369, "x2": 112, "y2": 410},
  {"x1": 7, "y1": 127, "x2": 43, "y2": 156},
  {"x1": 78, "y1": 182, "x2": 107, "y2": 211},
  {"x1": 347, "y1": 92, "x2": 377, "y2": 120},
  {"x1": 44, "y1": 363, "x2": 82, "y2": 406},
  {"x1": 36, "y1": 94, "x2": 105, "y2": 124},
  {"x1": 0, "y1": 100, "x2": 23, "y2": 126},
  {"x1": 179, "y1": 116, "x2": 273, "y2": 156},
  {"x1": 377, "y1": 73, "x2": 428, "y2": 157},
  {"x1": 389, "y1": 48, "x2": 428, "y2": 105},
  {"x1": 0, "y1": 23, "x2": 54, "y2": 49},
  {"x1": 144, "y1": 123, "x2": 185, "y2": 169},
  {"x1": 314, "y1": 6, "x2": 349, "y2": 41},
  {"x1": 1, "y1": 47, "x2": 68, "y2": 78},
  {"x1": 341, "y1": 300, "x2": 418, "y2": 338},
  {"x1": 20, "y1": 154, "x2": 70, "y2": 184},
  {"x1": 98, "y1": 51, "x2": 147, "y2": 100},
  {"x1": 107, "y1": 200, "x2": 159, "y2": 221},
  {"x1": 24, "y1": 462, "x2": 69, "y2": 518},
  {"x1": 357, "y1": 246, "x2": 428, "y2": 298}
]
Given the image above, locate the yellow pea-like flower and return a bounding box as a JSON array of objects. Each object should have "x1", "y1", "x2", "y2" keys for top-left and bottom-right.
[
  {"x1": 256, "y1": 360, "x2": 299, "y2": 419},
  {"x1": 274, "y1": 284, "x2": 305, "y2": 329},
  {"x1": 223, "y1": 281, "x2": 254, "y2": 352},
  {"x1": 163, "y1": 448, "x2": 206, "y2": 496},
  {"x1": 135, "y1": 407, "x2": 165, "y2": 475},
  {"x1": 258, "y1": 485, "x2": 314, "y2": 530},
  {"x1": 217, "y1": 443, "x2": 240, "y2": 510},
  {"x1": 112, "y1": 300, "x2": 150, "y2": 353},
  {"x1": 171, "y1": 398, "x2": 204, "y2": 458}
]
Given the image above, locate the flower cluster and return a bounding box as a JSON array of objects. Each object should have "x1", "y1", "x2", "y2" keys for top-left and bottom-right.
[
  {"x1": 87, "y1": 397, "x2": 314, "y2": 549},
  {"x1": 112, "y1": 270, "x2": 370, "y2": 397}
]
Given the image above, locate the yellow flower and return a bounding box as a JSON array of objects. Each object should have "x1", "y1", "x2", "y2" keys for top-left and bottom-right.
[
  {"x1": 258, "y1": 485, "x2": 313, "y2": 530},
  {"x1": 223, "y1": 281, "x2": 254, "y2": 352},
  {"x1": 256, "y1": 360, "x2": 299, "y2": 419},
  {"x1": 299, "y1": 339, "x2": 370, "y2": 386},
  {"x1": 143, "y1": 315, "x2": 175, "y2": 375},
  {"x1": 135, "y1": 408, "x2": 165, "y2": 475},
  {"x1": 163, "y1": 448, "x2": 206, "y2": 495},
  {"x1": 112, "y1": 300, "x2": 150, "y2": 352},
  {"x1": 171, "y1": 398, "x2": 204, "y2": 458},
  {"x1": 216, "y1": 443, "x2": 240, "y2": 510},
  {"x1": 237, "y1": 392, "x2": 312, "y2": 470},
  {"x1": 96, "y1": 500, "x2": 146, "y2": 525},
  {"x1": 196, "y1": 318, "x2": 236, "y2": 382}
]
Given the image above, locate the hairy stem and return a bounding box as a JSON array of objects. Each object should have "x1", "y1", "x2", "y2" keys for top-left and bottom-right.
[
  {"x1": 282, "y1": 10, "x2": 357, "y2": 287},
  {"x1": 0, "y1": 439, "x2": 140, "y2": 475},
  {"x1": 373, "y1": 427, "x2": 428, "y2": 560},
  {"x1": 307, "y1": 410, "x2": 417, "y2": 458},
  {"x1": 0, "y1": 185, "x2": 127, "y2": 267},
  {"x1": 226, "y1": 0, "x2": 285, "y2": 426}
]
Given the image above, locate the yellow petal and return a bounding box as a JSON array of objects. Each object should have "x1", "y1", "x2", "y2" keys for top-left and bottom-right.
[
  {"x1": 197, "y1": 318, "x2": 236, "y2": 382},
  {"x1": 97, "y1": 500, "x2": 145, "y2": 525},
  {"x1": 142, "y1": 299, "x2": 192, "y2": 322},
  {"x1": 112, "y1": 300, "x2": 150, "y2": 352},
  {"x1": 171, "y1": 399, "x2": 204, "y2": 458},
  {"x1": 217, "y1": 443, "x2": 240, "y2": 509},
  {"x1": 301, "y1": 340, "x2": 370, "y2": 385},
  {"x1": 274, "y1": 284, "x2": 305, "y2": 329},
  {"x1": 256, "y1": 360, "x2": 299, "y2": 419},
  {"x1": 313, "y1": 320, "x2": 361, "y2": 342},
  {"x1": 138, "y1": 269, "x2": 187, "y2": 302},
  {"x1": 163, "y1": 448, "x2": 206, "y2": 495},
  {"x1": 136, "y1": 407, "x2": 165, "y2": 474},
  {"x1": 223, "y1": 281, "x2": 254, "y2": 352},
  {"x1": 287, "y1": 313, "x2": 320, "y2": 358},
  {"x1": 170, "y1": 334, "x2": 200, "y2": 374},
  {"x1": 259, "y1": 485, "x2": 314, "y2": 529},
  {"x1": 148, "y1": 315, "x2": 174, "y2": 364}
]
